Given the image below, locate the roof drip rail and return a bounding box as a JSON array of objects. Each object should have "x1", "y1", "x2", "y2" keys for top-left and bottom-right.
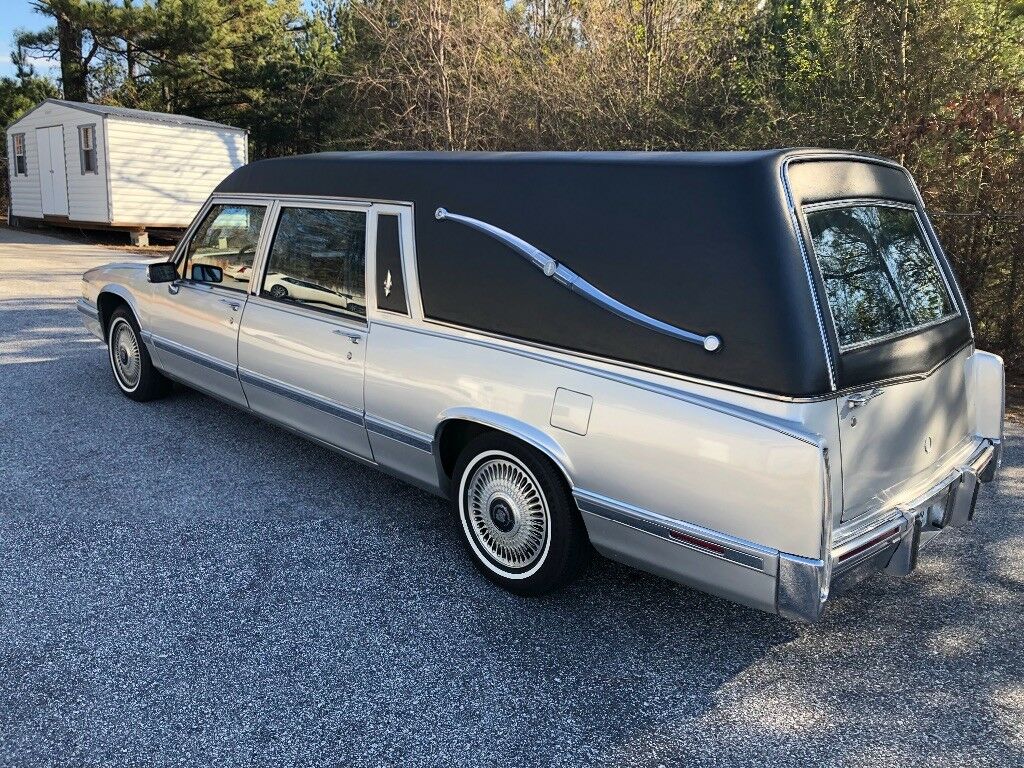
[{"x1": 434, "y1": 208, "x2": 721, "y2": 352}]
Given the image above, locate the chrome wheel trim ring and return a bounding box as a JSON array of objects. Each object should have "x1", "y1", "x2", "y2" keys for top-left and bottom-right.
[
  {"x1": 459, "y1": 450, "x2": 552, "y2": 578},
  {"x1": 109, "y1": 317, "x2": 142, "y2": 392}
]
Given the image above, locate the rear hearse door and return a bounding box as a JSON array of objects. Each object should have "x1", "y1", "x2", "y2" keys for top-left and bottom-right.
[
  {"x1": 236, "y1": 200, "x2": 373, "y2": 460},
  {"x1": 802, "y1": 200, "x2": 972, "y2": 521}
]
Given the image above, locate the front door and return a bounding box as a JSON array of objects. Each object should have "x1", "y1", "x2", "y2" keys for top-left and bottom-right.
[
  {"x1": 148, "y1": 202, "x2": 270, "y2": 406},
  {"x1": 237, "y1": 202, "x2": 372, "y2": 460},
  {"x1": 35, "y1": 126, "x2": 69, "y2": 216}
]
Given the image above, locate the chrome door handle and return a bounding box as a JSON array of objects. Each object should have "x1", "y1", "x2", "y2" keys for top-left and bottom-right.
[
  {"x1": 218, "y1": 298, "x2": 241, "y2": 311},
  {"x1": 332, "y1": 329, "x2": 361, "y2": 344},
  {"x1": 847, "y1": 388, "x2": 884, "y2": 409}
]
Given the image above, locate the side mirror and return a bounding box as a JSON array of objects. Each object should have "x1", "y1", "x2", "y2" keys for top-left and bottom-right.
[
  {"x1": 147, "y1": 262, "x2": 178, "y2": 283},
  {"x1": 191, "y1": 264, "x2": 223, "y2": 283}
]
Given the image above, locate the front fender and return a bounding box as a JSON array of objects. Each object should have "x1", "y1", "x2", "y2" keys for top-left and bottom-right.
[{"x1": 96, "y1": 283, "x2": 148, "y2": 335}]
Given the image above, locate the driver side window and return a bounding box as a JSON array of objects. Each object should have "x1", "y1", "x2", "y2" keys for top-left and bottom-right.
[{"x1": 179, "y1": 204, "x2": 266, "y2": 292}]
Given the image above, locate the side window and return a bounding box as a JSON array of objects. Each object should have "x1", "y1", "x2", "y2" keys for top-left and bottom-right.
[
  {"x1": 180, "y1": 204, "x2": 266, "y2": 291},
  {"x1": 375, "y1": 214, "x2": 408, "y2": 315},
  {"x1": 12, "y1": 134, "x2": 27, "y2": 175},
  {"x1": 78, "y1": 125, "x2": 97, "y2": 174},
  {"x1": 260, "y1": 207, "x2": 367, "y2": 321}
]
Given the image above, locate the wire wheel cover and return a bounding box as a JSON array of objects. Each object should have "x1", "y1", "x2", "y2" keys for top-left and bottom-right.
[
  {"x1": 111, "y1": 320, "x2": 141, "y2": 388},
  {"x1": 466, "y1": 456, "x2": 549, "y2": 571}
]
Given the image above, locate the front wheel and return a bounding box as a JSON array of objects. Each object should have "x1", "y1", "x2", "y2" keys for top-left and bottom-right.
[
  {"x1": 107, "y1": 307, "x2": 170, "y2": 402},
  {"x1": 452, "y1": 433, "x2": 590, "y2": 595}
]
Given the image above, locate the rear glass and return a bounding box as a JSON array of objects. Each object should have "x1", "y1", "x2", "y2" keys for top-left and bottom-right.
[{"x1": 806, "y1": 204, "x2": 956, "y2": 349}]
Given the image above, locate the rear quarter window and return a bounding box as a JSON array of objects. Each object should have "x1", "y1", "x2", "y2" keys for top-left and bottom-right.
[{"x1": 805, "y1": 203, "x2": 956, "y2": 349}]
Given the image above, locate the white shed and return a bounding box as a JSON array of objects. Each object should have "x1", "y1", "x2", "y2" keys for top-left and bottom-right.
[{"x1": 6, "y1": 99, "x2": 248, "y2": 241}]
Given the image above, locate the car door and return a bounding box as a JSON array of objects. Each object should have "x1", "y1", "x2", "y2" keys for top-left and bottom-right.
[
  {"x1": 237, "y1": 200, "x2": 373, "y2": 460},
  {"x1": 147, "y1": 201, "x2": 271, "y2": 407}
]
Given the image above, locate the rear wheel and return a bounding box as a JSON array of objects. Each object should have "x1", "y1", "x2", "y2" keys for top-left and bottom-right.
[
  {"x1": 107, "y1": 307, "x2": 170, "y2": 402},
  {"x1": 452, "y1": 433, "x2": 590, "y2": 595}
]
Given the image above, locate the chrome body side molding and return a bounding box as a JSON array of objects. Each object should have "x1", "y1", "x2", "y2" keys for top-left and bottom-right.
[
  {"x1": 151, "y1": 334, "x2": 237, "y2": 379},
  {"x1": 365, "y1": 414, "x2": 433, "y2": 453},
  {"x1": 574, "y1": 489, "x2": 775, "y2": 574},
  {"x1": 434, "y1": 208, "x2": 722, "y2": 352},
  {"x1": 238, "y1": 367, "x2": 365, "y2": 427},
  {"x1": 76, "y1": 297, "x2": 99, "y2": 320}
]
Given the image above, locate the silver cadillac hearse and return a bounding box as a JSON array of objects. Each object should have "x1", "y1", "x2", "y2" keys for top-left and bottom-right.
[{"x1": 78, "y1": 151, "x2": 1004, "y2": 622}]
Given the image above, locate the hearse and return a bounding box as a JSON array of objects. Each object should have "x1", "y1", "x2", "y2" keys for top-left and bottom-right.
[{"x1": 77, "y1": 150, "x2": 1005, "y2": 622}]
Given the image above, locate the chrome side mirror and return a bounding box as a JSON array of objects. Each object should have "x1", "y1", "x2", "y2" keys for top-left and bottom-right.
[{"x1": 147, "y1": 262, "x2": 178, "y2": 283}]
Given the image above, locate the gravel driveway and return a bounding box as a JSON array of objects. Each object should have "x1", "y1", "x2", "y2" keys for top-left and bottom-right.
[{"x1": 2, "y1": 226, "x2": 1022, "y2": 767}]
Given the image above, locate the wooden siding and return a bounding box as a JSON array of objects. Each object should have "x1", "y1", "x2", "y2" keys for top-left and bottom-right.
[{"x1": 106, "y1": 119, "x2": 247, "y2": 228}]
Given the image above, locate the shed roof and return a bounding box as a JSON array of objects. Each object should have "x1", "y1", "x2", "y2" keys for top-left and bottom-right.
[{"x1": 8, "y1": 99, "x2": 244, "y2": 132}]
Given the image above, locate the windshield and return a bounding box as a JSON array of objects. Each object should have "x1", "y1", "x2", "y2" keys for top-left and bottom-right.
[{"x1": 806, "y1": 203, "x2": 957, "y2": 349}]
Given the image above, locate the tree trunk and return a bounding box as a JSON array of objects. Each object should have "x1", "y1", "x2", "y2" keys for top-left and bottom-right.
[{"x1": 55, "y1": 10, "x2": 87, "y2": 101}]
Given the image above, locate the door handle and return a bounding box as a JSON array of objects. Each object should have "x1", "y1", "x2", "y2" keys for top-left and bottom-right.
[
  {"x1": 332, "y1": 329, "x2": 362, "y2": 344},
  {"x1": 218, "y1": 298, "x2": 241, "y2": 311},
  {"x1": 847, "y1": 388, "x2": 884, "y2": 409}
]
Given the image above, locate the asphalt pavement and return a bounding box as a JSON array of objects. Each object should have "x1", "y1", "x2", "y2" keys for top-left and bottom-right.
[{"x1": 1, "y1": 225, "x2": 1022, "y2": 767}]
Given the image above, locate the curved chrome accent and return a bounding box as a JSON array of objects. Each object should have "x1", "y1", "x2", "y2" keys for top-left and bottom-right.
[{"x1": 434, "y1": 208, "x2": 721, "y2": 352}]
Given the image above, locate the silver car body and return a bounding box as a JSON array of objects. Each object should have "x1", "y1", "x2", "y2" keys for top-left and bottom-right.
[{"x1": 78, "y1": 165, "x2": 1004, "y2": 623}]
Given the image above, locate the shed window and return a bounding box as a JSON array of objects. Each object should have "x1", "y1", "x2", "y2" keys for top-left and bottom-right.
[
  {"x1": 78, "y1": 125, "x2": 97, "y2": 174},
  {"x1": 12, "y1": 134, "x2": 26, "y2": 175},
  {"x1": 806, "y1": 203, "x2": 956, "y2": 349}
]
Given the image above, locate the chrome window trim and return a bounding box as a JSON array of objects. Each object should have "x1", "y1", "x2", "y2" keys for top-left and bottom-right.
[
  {"x1": 251, "y1": 199, "x2": 371, "y2": 323},
  {"x1": 243, "y1": 293, "x2": 369, "y2": 332},
  {"x1": 799, "y1": 197, "x2": 962, "y2": 353},
  {"x1": 781, "y1": 156, "x2": 837, "y2": 391},
  {"x1": 213, "y1": 191, "x2": 394, "y2": 207},
  {"x1": 433, "y1": 207, "x2": 722, "y2": 352},
  {"x1": 365, "y1": 202, "x2": 423, "y2": 324},
  {"x1": 573, "y1": 488, "x2": 778, "y2": 575}
]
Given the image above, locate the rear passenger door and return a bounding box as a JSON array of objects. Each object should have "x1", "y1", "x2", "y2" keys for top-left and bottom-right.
[{"x1": 237, "y1": 201, "x2": 373, "y2": 460}]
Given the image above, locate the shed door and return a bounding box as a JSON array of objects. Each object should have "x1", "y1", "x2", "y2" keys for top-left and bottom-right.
[{"x1": 35, "y1": 126, "x2": 69, "y2": 217}]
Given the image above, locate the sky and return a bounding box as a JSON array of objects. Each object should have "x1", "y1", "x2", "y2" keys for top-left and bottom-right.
[{"x1": 0, "y1": 0, "x2": 59, "y2": 79}]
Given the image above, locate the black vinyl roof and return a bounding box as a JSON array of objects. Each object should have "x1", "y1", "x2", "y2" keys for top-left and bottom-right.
[{"x1": 216, "y1": 150, "x2": 969, "y2": 396}]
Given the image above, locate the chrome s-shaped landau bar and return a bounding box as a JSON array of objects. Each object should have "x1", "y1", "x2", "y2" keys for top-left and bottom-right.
[{"x1": 434, "y1": 208, "x2": 721, "y2": 352}]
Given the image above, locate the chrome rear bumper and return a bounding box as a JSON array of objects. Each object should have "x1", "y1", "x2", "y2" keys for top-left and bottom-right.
[{"x1": 778, "y1": 438, "x2": 998, "y2": 623}]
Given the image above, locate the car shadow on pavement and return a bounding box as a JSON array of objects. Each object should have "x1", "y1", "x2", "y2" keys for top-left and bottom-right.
[{"x1": 2, "y1": 299, "x2": 1023, "y2": 767}]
